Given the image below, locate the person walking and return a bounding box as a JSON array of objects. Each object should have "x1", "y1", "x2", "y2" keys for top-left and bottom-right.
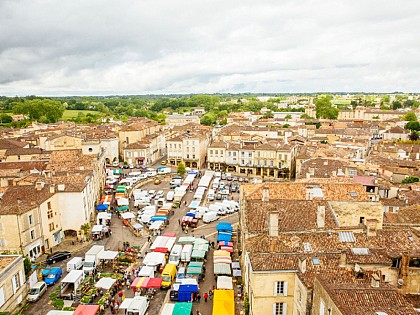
[
  {"x1": 178, "y1": 218, "x2": 181, "y2": 225},
  {"x1": 203, "y1": 292, "x2": 208, "y2": 302},
  {"x1": 197, "y1": 293, "x2": 201, "y2": 303}
]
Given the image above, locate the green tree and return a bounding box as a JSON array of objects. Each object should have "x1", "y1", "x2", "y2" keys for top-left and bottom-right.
[
  {"x1": 402, "y1": 176, "x2": 420, "y2": 184},
  {"x1": 23, "y1": 256, "x2": 32, "y2": 276},
  {"x1": 262, "y1": 111, "x2": 273, "y2": 119},
  {"x1": 300, "y1": 113, "x2": 313, "y2": 119},
  {"x1": 392, "y1": 101, "x2": 402, "y2": 110},
  {"x1": 402, "y1": 112, "x2": 417, "y2": 121},
  {"x1": 13, "y1": 99, "x2": 65, "y2": 122},
  {"x1": 315, "y1": 96, "x2": 339, "y2": 119},
  {"x1": 284, "y1": 114, "x2": 292, "y2": 120},
  {"x1": 0, "y1": 113, "x2": 13, "y2": 123},
  {"x1": 409, "y1": 132, "x2": 419, "y2": 141},
  {"x1": 177, "y1": 162, "x2": 186, "y2": 175},
  {"x1": 200, "y1": 114, "x2": 216, "y2": 125},
  {"x1": 405, "y1": 121, "x2": 420, "y2": 131}
]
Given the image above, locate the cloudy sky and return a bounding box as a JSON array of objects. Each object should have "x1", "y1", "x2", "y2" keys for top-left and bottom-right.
[{"x1": 1, "y1": 0, "x2": 420, "y2": 96}]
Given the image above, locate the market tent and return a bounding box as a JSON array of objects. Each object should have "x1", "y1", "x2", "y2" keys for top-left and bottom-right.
[
  {"x1": 163, "y1": 232, "x2": 176, "y2": 237},
  {"x1": 173, "y1": 302, "x2": 193, "y2": 314},
  {"x1": 233, "y1": 269, "x2": 242, "y2": 277},
  {"x1": 149, "y1": 221, "x2": 164, "y2": 230},
  {"x1": 161, "y1": 303, "x2": 175, "y2": 315},
  {"x1": 217, "y1": 276, "x2": 233, "y2": 290},
  {"x1": 133, "y1": 223, "x2": 143, "y2": 230},
  {"x1": 97, "y1": 212, "x2": 111, "y2": 220},
  {"x1": 178, "y1": 284, "x2": 199, "y2": 302},
  {"x1": 214, "y1": 256, "x2": 232, "y2": 264},
  {"x1": 217, "y1": 232, "x2": 232, "y2": 242},
  {"x1": 218, "y1": 241, "x2": 233, "y2": 247},
  {"x1": 120, "y1": 297, "x2": 134, "y2": 309},
  {"x1": 118, "y1": 205, "x2": 129, "y2": 212},
  {"x1": 116, "y1": 188, "x2": 126, "y2": 193},
  {"x1": 193, "y1": 243, "x2": 209, "y2": 252},
  {"x1": 91, "y1": 225, "x2": 103, "y2": 234},
  {"x1": 214, "y1": 250, "x2": 231, "y2": 257},
  {"x1": 138, "y1": 266, "x2": 154, "y2": 278},
  {"x1": 187, "y1": 262, "x2": 203, "y2": 275},
  {"x1": 98, "y1": 250, "x2": 118, "y2": 260},
  {"x1": 194, "y1": 238, "x2": 209, "y2": 245},
  {"x1": 212, "y1": 290, "x2": 235, "y2": 315},
  {"x1": 178, "y1": 237, "x2": 196, "y2": 244},
  {"x1": 95, "y1": 277, "x2": 116, "y2": 290},
  {"x1": 117, "y1": 198, "x2": 129, "y2": 206},
  {"x1": 191, "y1": 250, "x2": 206, "y2": 260},
  {"x1": 121, "y1": 212, "x2": 135, "y2": 220},
  {"x1": 214, "y1": 263, "x2": 232, "y2": 275},
  {"x1": 113, "y1": 169, "x2": 122, "y2": 175},
  {"x1": 231, "y1": 262, "x2": 240, "y2": 269},
  {"x1": 220, "y1": 246, "x2": 233, "y2": 253},
  {"x1": 150, "y1": 216, "x2": 168, "y2": 222},
  {"x1": 74, "y1": 305, "x2": 100, "y2": 315},
  {"x1": 142, "y1": 252, "x2": 166, "y2": 266},
  {"x1": 216, "y1": 222, "x2": 233, "y2": 232},
  {"x1": 185, "y1": 212, "x2": 195, "y2": 217},
  {"x1": 141, "y1": 277, "x2": 162, "y2": 289},
  {"x1": 130, "y1": 278, "x2": 140, "y2": 292},
  {"x1": 188, "y1": 200, "x2": 200, "y2": 209},
  {"x1": 96, "y1": 204, "x2": 108, "y2": 211}
]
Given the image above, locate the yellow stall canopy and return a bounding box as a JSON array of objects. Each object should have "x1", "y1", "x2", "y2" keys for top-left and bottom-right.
[{"x1": 212, "y1": 289, "x2": 235, "y2": 315}]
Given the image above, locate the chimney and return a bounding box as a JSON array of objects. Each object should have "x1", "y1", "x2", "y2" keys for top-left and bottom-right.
[
  {"x1": 339, "y1": 250, "x2": 347, "y2": 267},
  {"x1": 400, "y1": 252, "x2": 409, "y2": 278},
  {"x1": 50, "y1": 184, "x2": 55, "y2": 194},
  {"x1": 262, "y1": 185, "x2": 269, "y2": 202},
  {"x1": 371, "y1": 273, "x2": 380, "y2": 288},
  {"x1": 298, "y1": 256, "x2": 307, "y2": 273},
  {"x1": 366, "y1": 219, "x2": 378, "y2": 237},
  {"x1": 35, "y1": 181, "x2": 43, "y2": 191},
  {"x1": 332, "y1": 170, "x2": 337, "y2": 177},
  {"x1": 317, "y1": 205, "x2": 325, "y2": 228},
  {"x1": 269, "y1": 212, "x2": 279, "y2": 237},
  {"x1": 306, "y1": 189, "x2": 313, "y2": 200}
]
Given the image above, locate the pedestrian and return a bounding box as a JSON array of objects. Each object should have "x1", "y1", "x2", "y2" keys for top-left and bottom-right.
[
  {"x1": 209, "y1": 290, "x2": 213, "y2": 300},
  {"x1": 197, "y1": 293, "x2": 201, "y2": 303},
  {"x1": 147, "y1": 235, "x2": 151, "y2": 243},
  {"x1": 127, "y1": 278, "x2": 131, "y2": 289},
  {"x1": 203, "y1": 292, "x2": 208, "y2": 302},
  {"x1": 178, "y1": 218, "x2": 181, "y2": 225},
  {"x1": 196, "y1": 310, "x2": 201, "y2": 315}
]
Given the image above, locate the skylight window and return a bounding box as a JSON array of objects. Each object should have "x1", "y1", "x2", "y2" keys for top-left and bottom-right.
[
  {"x1": 350, "y1": 191, "x2": 358, "y2": 198},
  {"x1": 303, "y1": 243, "x2": 312, "y2": 253},
  {"x1": 312, "y1": 257, "x2": 320, "y2": 265}
]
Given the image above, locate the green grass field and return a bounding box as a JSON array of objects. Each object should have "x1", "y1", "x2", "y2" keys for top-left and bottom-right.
[{"x1": 62, "y1": 110, "x2": 100, "y2": 120}]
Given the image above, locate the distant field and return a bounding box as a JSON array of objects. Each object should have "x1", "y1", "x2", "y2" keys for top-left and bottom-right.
[
  {"x1": 62, "y1": 110, "x2": 100, "y2": 119},
  {"x1": 332, "y1": 100, "x2": 351, "y2": 105}
]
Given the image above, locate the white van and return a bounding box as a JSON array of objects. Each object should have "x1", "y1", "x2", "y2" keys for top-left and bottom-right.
[
  {"x1": 166, "y1": 191, "x2": 175, "y2": 201},
  {"x1": 194, "y1": 206, "x2": 209, "y2": 219},
  {"x1": 134, "y1": 199, "x2": 151, "y2": 208},
  {"x1": 203, "y1": 211, "x2": 219, "y2": 223},
  {"x1": 209, "y1": 203, "x2": 225, "y2": 216},
  {"x1": 215, "y1": 202, "x2": 234, "y2": 214},
  {"x1": 223, "y1": 200, "x2": 240, "y2": 212},
  {"x1": 27, "y1": 282, "x2": 47, "y2": 302},
  {"x1": 180, "y1": 244, "x2": 193, "y2": 263},
  {"x1": 168, "y1": 244, "x2": 183, "y2": 266},
  {"x1": 67, "y1": 257, "x2": 83, "y2": 272},
  {"x1": 126, "y1": 296, "x2": 150, "y2": 315},
  {"x1": 207, "y1": 189, "x2": 215, "y2": 201}
]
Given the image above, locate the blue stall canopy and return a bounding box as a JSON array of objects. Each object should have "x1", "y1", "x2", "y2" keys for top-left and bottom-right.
[
  {"x1": 216, "y1": 222, "x2": 233, "y2": 232},
  {"x1": 150, "y1": 216, "x2": 168, "y2": 222},
  {"x1": 217, "y1": 232, "x2": 232, "y2": 242},
  {"x1": 188, "y1": 201, "x2": 200, "y2": 209},
  {"x1": 185, "y1": 212, "x2": 196, "y2": 218},
  {"x1": 177, "y1": 284, "x2": 199, "y2": 302},
  {"x1": 96, "y1": 204, "x2": 108, "y2": 211}
]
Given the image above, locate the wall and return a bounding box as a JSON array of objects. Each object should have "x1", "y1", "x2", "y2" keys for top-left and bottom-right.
[{"x1": 0, "y1": 256, "x2": 27, "y2": 314}]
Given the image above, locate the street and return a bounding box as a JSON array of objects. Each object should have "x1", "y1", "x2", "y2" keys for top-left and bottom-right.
[{"x1": 25, "y1": 170, "x2": 242, "y2": 315}]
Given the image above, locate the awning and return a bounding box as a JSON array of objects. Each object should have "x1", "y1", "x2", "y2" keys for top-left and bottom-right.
[
  {"x1": 214, "y1": 256, "x2": 232, "y2": 264},
  {"x1": 97, "y1": 212, "x2": 111, "y2": 220},
  {"x1": 191, "y1": 250, "x2": 206, "y2": 259},
  {"x1": 214, "y1": 263, "x2": 232, "y2": 275},
  {"x1": 91, "y1": 225, "x2": 103, "y2": 233},
  {"x1": 194, "y1": 238, "x2": 209, "y2": 245},
  {"x1": 214, "y1": 250, "x2": 231, "y2": 257},
  {"x1": 95, "y1": 277, "x2": 116, "y2": 290},
  {"x1": 217, "y1": 276, "x2": 233, "y2": 290},
  {"x1": 193, "y1": 243, "x2": 209, "y2": 252},
  {"x1": 163, "y1": 232, "x2": 176, "y2": 237},
  {"x1": 74, "y1": 305, "x2": 100, "y2": 315},
  {"x1": 218, "y1": 241, "x2": 233, "y2": 247},
  {"x1": 233, "y1": 269, "x2": 242, "y2": 277},
  {"x1": 216, "y1": 222, "x2": 233, "y2": 232},
  {"x1": 141, "y1": 277, "x2": 162, "y2": 289},
  {"x1": 133, "y1": 223, "x2": 143, "y2": 230},
  {"x1": 185, "y1": 212, "x2": 195, "y2": 217},
  {"x1": 117, "y1": 198, "x2": 129, "y2": 206},
  {"x1": 178, "y1": 237, "x2": 196, "y2": 244},
  {"x1": 173, "y1": 302, "x2": 193, "y2": 315},
  {"x1": 138, "y1": 266, "x2": 154, "y2": 278},
  {"x1": 220, "y1": 246, "x2": 233, "y2": 253},
  {"x1": 96, "y1": 204, "x2": 108, "y2": 211},
  {"x1": 149, "y1": 221, "x2": 164, "y2": 230},
  {"x1": 150, "y1": 216, "x2": 167, "y2": 222},
  {"x1": 231, "y1": 262, "x2": 240, "y2": 269},
  {"x1": 98, "y1": 250, "x2": 118, "y2": 260},
  {"x1": 217, "y1": 232, "x2": 232, "y2": 242},
  {"x1": 118, "y1": 205, "x2": 129, "y2": 211},
  {"x1": 154, "y1": 247, "x2": 169, "y2": 253},
  {"x1": 119, "y1": 298, "x2": 133, "y2": 309},
  {"x1": 212, "y1": 290, "x2": 235, "y2": 315},
  {"x1": 121, "y1": 212, "x2": 135, "y2": 220}
]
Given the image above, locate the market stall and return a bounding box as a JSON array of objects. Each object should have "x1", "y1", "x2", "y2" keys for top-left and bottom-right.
[
  {"x1": 73, "y1": 305, "x2": 100, "y2": 315},
  {"x1": 95, "y1": 277, "x2": 116, "y2": 290}
]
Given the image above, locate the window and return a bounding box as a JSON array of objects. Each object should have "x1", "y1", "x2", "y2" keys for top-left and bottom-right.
[
  {"x1": 28, "y1": 215, "x2": 33, "y2": 225},
  {"x1": 47, "y1": 202, "x2": 52, "y2": 210},
  {"x1": 320, "y1": 299, "x2": 325, "y2": 315},
  {"x1": 210, "y1": 150, "x2": 213, "y2": 154},
  {"x1": 48, "y1": 208, "x2": 53, "y2": 219},
  {"x1": 270, "y1": 161, "x2": 273, "y2": 167},
  {"x1": 88, "y1": 147, "x2": 93, "y2": 152},
  {"x1": 193, "y1": 155, "x2": 195, "y2": 159},
  {"x1": 30, "y1": 230, "x2": 35, "y2": 240},
  {"x1": 0, "y1": 223, "x2": 2, "y2": 231},
  {"x1": 272, "y1": 302, "x2": 287, "y2": 315},
  {"x1": 233, "y1": 152, "x2": 236, "y2": 156},
  {"x1": 0, "y1": 287, "x2": 4, "y2": 307},
  {"x1": 248, "y1": 153, "x2": 252, "y2": 157},
  {"x1": 0, "y1": 239, "x2": 5, "y2": 247},
  {"x1": 187, "y1": 154, "x2": 190, "y2": 159},
  {"x1": 12, "y1": 274, "x2": 20, "y2": 293},
  {"x1": 359, "y1": 217, "x2": 365, "y2": 224},
  {"x1": 228, "y1": 152, "x2": 231, "y2": 157},
  {"x1": 215, "y1": 150, "x2": 218, "y2": 154},
  {"x1": 274, "y1": 281, "x2": 288, "y2": 296},
  {"x1": 49, "y1": 223, "x2": 54, "y2": 232}
]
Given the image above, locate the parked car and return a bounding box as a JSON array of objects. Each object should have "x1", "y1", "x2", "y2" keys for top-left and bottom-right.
[
  {"x1": 46, "y1": 251, "x2": 71, "y2": 264},
  {"x1": 44, "y1": 267, "x2": 63, "y2": 286},
  {"x1": 112, "y1": 161, "x2": 119, "y2": 167},
  {"x1": 161, "y1": 161, "x2": 167, "y2": 165},
  {"x1": 221, "y1": 173, "x2": 226, "y2": 180},
  {"x1": 216, "y1": 193, "x2": 222, "y2": 200},
  {"x1": 154, "y1": 179, "x2": 162, "y2": 185},
  {"x1": 233, "y1": 176, "x2": 238, "y2": 181},
  {"x1": 129, "y1": 164, "x2": 134, "y2": 169},
  {"x1": 239, "y1": 177, "x2": 244, "y2": 182},
  {"x1": 27, "y1": 282, "x2": 47, "y2": 302},
  {"x1": 148, "y1": 190, "x2": 157, "y2": 198}
]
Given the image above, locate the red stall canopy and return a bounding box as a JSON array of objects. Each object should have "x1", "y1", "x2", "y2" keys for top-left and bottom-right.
[{"x1": 74, "y1": 305, "x2": 100, "y2": 315}]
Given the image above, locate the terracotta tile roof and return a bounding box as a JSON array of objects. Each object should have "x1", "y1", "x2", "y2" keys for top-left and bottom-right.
[
  {"x1": 208, "y1": 141, "x2": 227, "y2": 149},
  {"x1": 0, "y1": 161, "x2": 49, "y2": 172},
  {"x1": 125, "y1": 141, "x2": 151, "y2": 149},
  {"x1": 0, "y1": 256, "x2": 19, "y2": 272},
  {"x1": 299, "y1": 158, "x2": 349, "y2": 178},
  {"x1": 4, "y1": 148, "x2": 47, "y2": 156},
  {"x1": 319, "y1": 275, "x2": 418, "y2": 315},
  {"x1": 398, "y1": 205, "x2": 420, "y2": 224},
  {"x1": 46, "y1": 149, "x2": 96, "y2": 171},
  {"x1": 0, "y1": 139, "x2": 29, "y2": 149},
  {"x1": 0, "y1": 185, "x2": 54, "y2": 215}
]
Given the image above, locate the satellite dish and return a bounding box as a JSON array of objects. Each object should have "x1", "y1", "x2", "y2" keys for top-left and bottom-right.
[
  {"x1": 354, "y1": 263, "x2": 361, "y2": 272},
  {"x1": 397, "y1": 279, "x2": 404, "y2": 286}
]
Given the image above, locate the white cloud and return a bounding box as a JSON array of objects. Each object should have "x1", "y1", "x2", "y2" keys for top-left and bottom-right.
[{"x1": 0, "y1": 0, "x2": 420, "y2": 95}]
